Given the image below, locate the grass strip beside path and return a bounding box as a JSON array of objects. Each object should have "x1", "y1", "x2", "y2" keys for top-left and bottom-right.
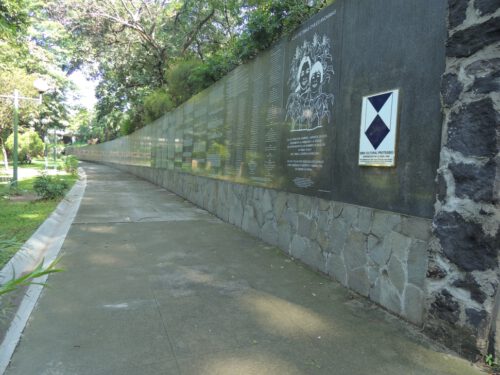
[{"x1": 0, "y1": 173, "x2": 77, "y2": 268}]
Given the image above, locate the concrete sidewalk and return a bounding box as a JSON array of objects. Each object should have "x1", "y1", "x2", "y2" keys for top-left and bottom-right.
[{"x1": 6, "y1": 162, "x2": 483, "y2": 375}]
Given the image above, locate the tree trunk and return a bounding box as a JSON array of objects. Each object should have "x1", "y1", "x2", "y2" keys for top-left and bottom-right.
[{"x1": 0, "y1": 139, "x2": 8, "y2": 172}]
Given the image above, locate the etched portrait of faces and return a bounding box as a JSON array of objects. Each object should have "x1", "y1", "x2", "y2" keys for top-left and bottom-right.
[
  {"x1": 286, "y1": 33, "x2": 334, "y2": 132},
  {"x1": 297, "y1": 56, "x2": 312, "y2": 92},
  {"x1": 310, "y1": 62, "x2": 324, "y2": 95}
]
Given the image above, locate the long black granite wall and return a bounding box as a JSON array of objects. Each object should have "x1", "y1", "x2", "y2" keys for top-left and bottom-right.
[
  {"x1": 73, "y1": 0, "x2": 447, "y2": 219},
  {"x1": 69, "y1": 0, "x2": 500, "y2": 361}
]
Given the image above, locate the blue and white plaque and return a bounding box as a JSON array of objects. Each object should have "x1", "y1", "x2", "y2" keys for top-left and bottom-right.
[{"x1": 358, "y1": 89, "x2": 399, "y2": 167}]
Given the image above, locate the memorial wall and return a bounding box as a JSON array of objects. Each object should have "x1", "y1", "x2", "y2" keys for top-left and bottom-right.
[
  {"x1": 73, "y1": 0, "x2": 446, "y2": 219},
  {"x1": 70, "y1": 0, "x2": 500, "y2": 360},
  {"x1": 70, "y1": 0, "x2": 456, "y2": 336}
]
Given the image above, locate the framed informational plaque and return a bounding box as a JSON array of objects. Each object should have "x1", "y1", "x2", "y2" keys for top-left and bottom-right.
[{"x1": 358, "y1": 89, "x2": 399, "y2": 167}]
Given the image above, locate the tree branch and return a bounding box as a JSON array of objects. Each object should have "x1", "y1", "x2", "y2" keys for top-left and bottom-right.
[{"x1": 182, "y1": 8, "x2": 215, "y2": 54}]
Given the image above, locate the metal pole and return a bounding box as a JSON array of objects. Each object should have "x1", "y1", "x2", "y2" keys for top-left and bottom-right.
[
  {"x1": 53, "y1": 128, "x2": 56, "y2": 170},
  {"x1": 12, "y1": 90, "x2": 19, "y2": 187}
]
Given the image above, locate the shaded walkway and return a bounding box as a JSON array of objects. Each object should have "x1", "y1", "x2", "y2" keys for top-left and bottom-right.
[{"x1": 6, "y1": 162, "x2": 482, "y2": 374}]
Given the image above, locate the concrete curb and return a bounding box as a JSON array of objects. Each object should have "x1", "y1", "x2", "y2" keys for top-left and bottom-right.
[{"x1": 0, "y1": 167, "x2": 87, "y2": 375}]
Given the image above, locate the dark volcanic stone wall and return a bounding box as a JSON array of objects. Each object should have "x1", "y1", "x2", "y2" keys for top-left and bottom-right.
[{"x1": 425, "y1": 0, "x2": 500, "y2": 360}]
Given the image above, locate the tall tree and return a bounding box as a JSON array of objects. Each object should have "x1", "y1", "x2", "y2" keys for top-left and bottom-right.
[
  {"x1": 0, "y1": 0, "x2": 73, "y2": 170},
  {"x1": 48, "y1": 0, "x2": 246, "y2": 133}
]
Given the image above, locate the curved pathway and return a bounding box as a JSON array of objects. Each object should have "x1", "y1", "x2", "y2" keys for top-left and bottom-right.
[{"x1": 6, "y1": 162, "x2": 483, "y2": 375}]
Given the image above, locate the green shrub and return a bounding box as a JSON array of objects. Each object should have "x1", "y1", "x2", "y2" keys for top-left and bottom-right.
[
  {"x1": 166, "y1": 59, "x2": 212, "y2": 105},
  {"x1": 64, "y1": 155, "x2": 78, "y2": 175},
  {"x1": 5, "y1": 130, "x2": 44, "y2": 161},
  {"x1": 144, "y1": 89, "x2": 175, "y2": 124},
  {"x1": 33, "y1": 174, "x2": 69, "y2": 199}
]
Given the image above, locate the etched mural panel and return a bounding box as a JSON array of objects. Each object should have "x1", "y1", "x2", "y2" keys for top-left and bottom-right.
[{"x1": 283, "y1": 8, "x2": 339, "y2": 197}]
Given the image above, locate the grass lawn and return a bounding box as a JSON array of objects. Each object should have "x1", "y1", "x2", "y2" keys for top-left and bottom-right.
[{"x1": 0, "y1": 160, "x2": 78, "y2": 268}]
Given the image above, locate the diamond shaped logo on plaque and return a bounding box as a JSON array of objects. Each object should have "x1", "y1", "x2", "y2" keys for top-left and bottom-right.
[
  {"x1": 359, "y1": 89, "x2": 399, "y2": 167},
  {"x1": 365, "y1": 114, "x2": 390, "y2": 149}
]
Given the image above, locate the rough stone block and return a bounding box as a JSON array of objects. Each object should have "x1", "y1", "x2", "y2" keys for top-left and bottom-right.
[
  {"x1": 474, "y1": 0, "x2": 498, "y2": 16},
  {"x1": 389, "y1": 231, "x2": 412, "y2": 262},
  {"x1": 286, "y1": 193, "x2": 299, "y2": 211},
  {"x1": 344, "y1": 230, "x2": 367, "y2": 270},
  {"x1": 368, "y1": 234, "x2": 391, "y2": 267},
  {"x1": 290, "y1": 235, "x2": 325, "y2": 273},
  {"x1": 407, "y1": 240, "x2": 428, "y2": 288},
  {"x1": 465, "y1": 57, "x2": 500, "y2": 77},
  {"x1": 388, "y1": 256, "x2": 406, "y2": 293},
  {"x1": 298, "y1": 194, "x2": 314, "y2": 215},
  {"x1": 326, "y1": 253, "x2": 347, "y2": 286},
  {"x1": 316, "y1": 230, "x2": 330, "y2": 253},
  {"x1": 401, "y1": 217, "x2": 432, "y2": 241},
  {"x1": 317, "y1": 210, "x2": 330, "y2": 232},
  {"x1": 332, "y1": 201, "x2": 344, "y2": 219},
  {"x1": 473, "y1": 270, "x2": 499, "y2": 298},
  {"x1": 318, "y1": 198, "x2": 331, "y2": 211},
  {"x1": 367, "y1": 264, "x2": 380, "y2": 286},
  {"x1": 466, "y1": 308, "x2": 488, "y2": 331},
  {"x1": 427, "y1": 262, "x2": 448, "y2": 279},
  {"x1": 357, "y1": 208, "x2": 373, "y2": 234},
  {"x1": 298, "y1": 213, "x2": 312, "y2": 238},
  {"x1": 253, "y1": 200, "x2": 266, "y2": 228},
  {"x1": 429, "y1": 289, "x2": 460, "y2": 324},
  {"x1": 261, "y1": 219, "x2": 279, "y2": 247},
  {"x1": 434, "y1": 211, "x2": 499, "y2": 271},
  {"x1": 261, "y1": 189, "x2": 273, "y2": 215},
  {"x1": 369, "y1": 277, "x2": 382, "y2": 305},
  {"x1": 404, "y1": 284, "x2": 424, "y2": 324},
  {"x1": 301, "y1": 240, "x2": 326, "y2": 273},
  {"x1": 371, "y1": 275, "x2": 402, "y2": 315},
  {"x1": 469, "y1": 69, "x2": 500, "y2": 95},
  {"x1": 310, "y1": 219, "x2": 318, "y2": 241},
  {"x1": 216, "y1": 183, "x2": 229, "y2": 221},
  {"x1": 242, "y1": 205, "x2": 260, "y2": 237},
  {"x1": 342, "y1": 205, "x2": 359, "y2": 227},
  {"x1": 278, "y1": 222, "x2": 292, "y2": 253},
  {"x1": 448, "y1": 0, "x2": 468, "y2": 29},
  {"x1": 281, "y1": 206, "x2": 298, "y2": 231},
  {"x1": 329, "y1": 219, "x2": 348, "y2": 254},
  {"x1": 290, "y1": 234, "x2": 307, "y2": 256},
  {"x1": 273, "y1": 193, "x2": 287, "y2": 220},
  {"x1": 371, "y1": 211, "x2": 401, "y2": 238},
  {"x1": 348, "y1": 267, "x2": 370, "y2": 297},
  {"x1": 449, "y1": 160, "x2": 496, "y2": 203},
  {"x1": 228, "y1": 195, "x2": 243, "y2": 226},
  {"x1": 447, "y1": 16, "x2": 500, "y2": 58},
  {"x1": 452, "y1": 273, "x2": 487, "y2": 303}
]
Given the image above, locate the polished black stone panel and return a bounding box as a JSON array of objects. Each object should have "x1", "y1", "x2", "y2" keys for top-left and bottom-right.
[
  {"x1": 282, "y1": 5, "x2": 341, "y2": 198},
  {"x1": 75, "y1": 0, "x2": 446, "y2": 218},
  {"x1": 333, "y1": 0, "x2": 446, "y2": 217},
  {"x1": 206, "y1": 80, "x2": 226, "y2": 177}
]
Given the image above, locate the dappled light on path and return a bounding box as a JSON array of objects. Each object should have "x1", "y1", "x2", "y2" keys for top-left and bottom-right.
[
  {"x1": 239, "y1": 292, "x2": 338, "y2": 339},
  {"x1": 88, "y1": 253, "x2": 126, "y2": 267},
  {"x1": 198, "y1": 353, "x2": 303, "y2": 375}
]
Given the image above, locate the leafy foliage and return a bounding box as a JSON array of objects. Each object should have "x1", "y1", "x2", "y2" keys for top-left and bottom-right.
[
  {"x1": 0, "y1": 0, "x2": 73, "y2": 171},
  {"x1": 0, "y1": 236, "x2": 21, "y2": 269},
  {"x1": 0, "y1": 257, "x2": 63, "y2": 296},
  {"x1": 144, "y1": 89, "x2": 175, "y2": 124},
  {"x1": 166, "y1": 59, "x2": 212, "y2": 106},
  {"x1": 47, "y1": 0, "x2": 332, "y2": 141},
  {"x1": 33, "y1": 174, "x2": 69, "y2": 199},
  {"x1": 63, "y1": 155, "x2": 78, "y2": 175},
  {"x1": 5, "y1": 130, "x2": 44, "y2": 161}
]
